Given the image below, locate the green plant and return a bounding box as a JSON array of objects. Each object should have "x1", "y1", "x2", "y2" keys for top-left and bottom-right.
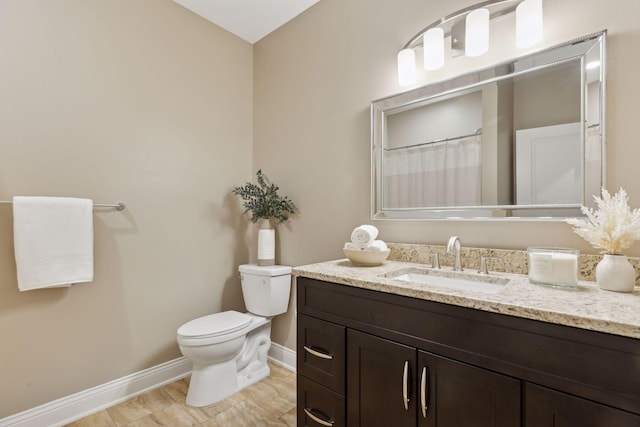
[{"x1": 233, "y1": 170, "x2": 297, "y2": 224}]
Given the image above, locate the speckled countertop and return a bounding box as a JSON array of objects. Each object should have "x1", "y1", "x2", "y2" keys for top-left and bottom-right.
[{"x1": 293, "y1": 250, "x2": 640, "y2": 340}]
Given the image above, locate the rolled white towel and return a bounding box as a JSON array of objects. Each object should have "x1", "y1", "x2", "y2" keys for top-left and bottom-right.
[
  {"x1": 350, "y1": 225, "x2": 379, "y2": 249},
  {"x1": 344, "y1": 242, "x2": 362, "y2": 251},
  {"x1": 365, "y1": 240, "x2": 388, "y2": 252}
]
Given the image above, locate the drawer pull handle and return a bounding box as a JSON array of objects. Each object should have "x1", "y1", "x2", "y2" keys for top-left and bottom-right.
[
  {"x1": 304, "y1": 345, "x2": 333, "y2": 360},
  {"x1": 304, "y1": 407, "x2": 335, "y2": 426},
  {"x1": 420, "y1": 366, "x2": 429, "y2": 418},
  {"x1": 402, "y1": 360, "x2": 410, "y2": 410}
]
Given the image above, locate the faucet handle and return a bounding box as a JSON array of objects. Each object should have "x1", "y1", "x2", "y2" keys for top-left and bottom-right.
[
  {"x1": 478, "y1": 256, "x2": 500, "y2": 275},
  {"x1": 432, "y1": 252, "x2": 440, "y2": 269}
]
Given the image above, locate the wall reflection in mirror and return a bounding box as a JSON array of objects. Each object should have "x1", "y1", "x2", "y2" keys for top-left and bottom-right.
[{"x1": 372, "y1": 32, "x2": 605, "y2": 220}]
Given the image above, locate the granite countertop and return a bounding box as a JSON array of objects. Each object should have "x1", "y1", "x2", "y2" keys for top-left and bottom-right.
[{"x1": 293, "y1": 259, "x2": 640, "y2": 340}]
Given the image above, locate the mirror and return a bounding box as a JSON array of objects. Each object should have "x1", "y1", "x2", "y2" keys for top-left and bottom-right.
[{"x1": 372, "y1": 32, "x2": 605, "y2": 220}]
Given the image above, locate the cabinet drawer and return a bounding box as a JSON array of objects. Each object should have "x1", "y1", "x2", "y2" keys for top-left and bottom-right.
[
  {"x1": 297, "y1": 314, "x2": 346, "y2": 393},
  {"x1": 297, "y1": 376, "x2": 345, "y2": 427}
]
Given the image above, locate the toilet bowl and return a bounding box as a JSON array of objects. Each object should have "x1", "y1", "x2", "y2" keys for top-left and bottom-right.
[{"x1": 177, "y1": 264, "x2": 291, "y2": 407}]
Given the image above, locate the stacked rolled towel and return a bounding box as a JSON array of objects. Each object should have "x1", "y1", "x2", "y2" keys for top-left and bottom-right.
[
  {"x1": 350, "y1": 225, "x2": 379, "y2": 249},
  {"x1": 344, "y1": 225, "x2": 388, "y2": 251},
  {"x1": 365, "y1": 240, "x2": 388, "y2": 251}
]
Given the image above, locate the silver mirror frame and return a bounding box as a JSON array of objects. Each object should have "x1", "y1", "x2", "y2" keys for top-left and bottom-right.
[{"x1": 371, "y1": 31, "x2": 606, "y2": 221}]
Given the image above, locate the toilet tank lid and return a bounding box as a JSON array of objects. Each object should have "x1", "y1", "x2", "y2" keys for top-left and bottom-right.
[{"x1": 239, "y1": 264, "x2": 292, "y2": 277}]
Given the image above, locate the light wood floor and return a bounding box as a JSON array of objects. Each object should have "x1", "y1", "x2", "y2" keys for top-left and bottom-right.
[{"x1": 65, "y1": 362, "x2": 296, "y2": 427}]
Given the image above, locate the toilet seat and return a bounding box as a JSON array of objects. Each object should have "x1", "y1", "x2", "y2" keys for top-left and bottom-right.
[{"x1": 177, "y1": 310, "x2": 252, "y2": 346}]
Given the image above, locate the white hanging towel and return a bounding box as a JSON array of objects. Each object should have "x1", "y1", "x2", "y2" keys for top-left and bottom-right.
[{"x1": 13, "y1": 196, "x2": 94, "y2": 291}]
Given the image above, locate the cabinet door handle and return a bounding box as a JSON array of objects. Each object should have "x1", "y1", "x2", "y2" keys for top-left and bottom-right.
[
  {"x1": 402, "y1": 360, "x2": 410, "y2": 410},
  {"x1": 420, "y1": 366, "x2": 429, "y2": 418},
  {"x1": 304, "y1": 407, "x2": 335, "y2": 426},
  {"x1": 303, "y1": 345, "x2": 333, "y2": 360}
]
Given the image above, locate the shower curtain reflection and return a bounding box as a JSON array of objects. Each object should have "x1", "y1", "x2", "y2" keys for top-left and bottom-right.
[{"x1": 383, "y1": 135, "x2": 482, "y2": 208}]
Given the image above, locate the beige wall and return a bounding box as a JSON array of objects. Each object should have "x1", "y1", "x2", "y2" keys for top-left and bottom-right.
[
  {"x1": 254, "y1": 0, "x2": 640, "y2": 351},
  {"x1": 0, "y1": 0, "x2": 253, "y2": 418}
]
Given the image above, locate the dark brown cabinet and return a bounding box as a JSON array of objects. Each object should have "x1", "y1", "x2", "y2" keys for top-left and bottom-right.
[
  {"x1": 524, "y1": 383, "x2": 640, "y2": 427},
  {"x1": 420, "y1": 351, "x2": 520, "y2": 427},
  {"x1": 346, "y1": 329, "x2": 520, "y2": 427},
  {"x1": 297, "y1": 314, "x2": 346, "y2": 427},
  {"x1": 347, "y1": 330, "x2": 417, "y2": 426},
  {"x1": 296, "y1": 277, "x2": 640, "y2": 427}
]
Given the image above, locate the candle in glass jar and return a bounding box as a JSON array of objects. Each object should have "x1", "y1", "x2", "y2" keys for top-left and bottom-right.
[{"x1": 528, "y1": 247, "x2": 579, "y2": 287}]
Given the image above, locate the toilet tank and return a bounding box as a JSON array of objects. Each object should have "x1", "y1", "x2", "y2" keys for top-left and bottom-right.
[{"x1": 239, "y1": 264, "x2": 292, "y2": 317}]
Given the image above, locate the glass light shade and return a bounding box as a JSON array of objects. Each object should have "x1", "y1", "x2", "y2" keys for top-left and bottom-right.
[
  {"x1": 423, "y1": 28, "x2": 445, "y2": 71},
  {"x1": 465, "y1": 8, "x2": 490, "y2": 57},
  {"x1": 516, "y1": 0, "x2": 543, "y2": 49},
  {"x1": 397, "y1": 49, "x2": 416, "y2": 86}
]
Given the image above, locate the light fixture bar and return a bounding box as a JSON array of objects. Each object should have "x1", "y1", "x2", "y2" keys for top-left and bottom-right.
[
  {"x1": 397, "y1": 0, "x2": 544, "y2": 86},
  {"x1": 401, "y1": 0, "x2": 522, "y2": 51}
]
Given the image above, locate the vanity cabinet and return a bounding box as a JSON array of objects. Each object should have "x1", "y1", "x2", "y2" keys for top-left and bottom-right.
[
  {"x1": 347, "y1": 329, "x2": 520, "y2": 427},
  {"x1": 296, "y1": 277, "x2": 640, "y2": 427}
]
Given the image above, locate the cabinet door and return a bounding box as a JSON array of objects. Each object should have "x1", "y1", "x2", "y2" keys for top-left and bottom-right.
[
  {"x1": 347, "y1": 329, "x2": 417, "y2": 427},
  {"x1": 419, "y1": 351, "x2": 520, "y2": 427},
  {"x1": 525, "y1": 383, "x2": 640, "y2": 427}
]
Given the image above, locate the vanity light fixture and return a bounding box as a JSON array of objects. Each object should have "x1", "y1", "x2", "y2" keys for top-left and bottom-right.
[{"x1": 397, "y1": 0, "x2": 544, "y2": 86}]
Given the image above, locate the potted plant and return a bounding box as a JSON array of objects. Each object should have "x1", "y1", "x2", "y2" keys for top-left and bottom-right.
[
  {"x1": 233, "y1": 170, "x2": 297, "y2": 266},
  {"x1": 566, "y1": 187, "x2": 640, "y2": 292}
]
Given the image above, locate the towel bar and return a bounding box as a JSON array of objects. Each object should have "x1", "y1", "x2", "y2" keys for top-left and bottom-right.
[{"x1": 0, "y1": 200, "x2": 126, "y2": 211}]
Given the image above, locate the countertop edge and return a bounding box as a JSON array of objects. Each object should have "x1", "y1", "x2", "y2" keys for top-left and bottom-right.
[{"x1": 293, "y1": 260, "x2": 640, "y2": 340}]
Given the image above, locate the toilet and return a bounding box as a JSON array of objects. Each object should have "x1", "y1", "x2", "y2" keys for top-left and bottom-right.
[{"x1": 177, "y1": 264, "x2": 292, "y2": 407}]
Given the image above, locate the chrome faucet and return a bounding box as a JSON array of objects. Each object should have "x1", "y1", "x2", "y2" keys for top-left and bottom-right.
[{"x1": 446, "y1": 236, "x2": 462, "y2": 271}]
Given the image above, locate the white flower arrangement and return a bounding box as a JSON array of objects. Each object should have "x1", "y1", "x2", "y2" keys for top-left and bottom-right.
[{"x1": 566, "y1": 188, "x2": 640, "y2": 255}]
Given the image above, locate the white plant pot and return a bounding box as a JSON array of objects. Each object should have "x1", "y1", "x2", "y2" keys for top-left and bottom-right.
[
  {"x1": 595, "y1": 254, "x2": 636, "y2": 293},
  {"x1": 257, "y1": 223, "x2": 275, "y2": 266}
]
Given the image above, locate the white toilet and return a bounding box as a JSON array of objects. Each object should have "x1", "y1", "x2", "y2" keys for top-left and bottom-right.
[{"x1": 177, "y1": 264, "x2": 292, "y2": 407}]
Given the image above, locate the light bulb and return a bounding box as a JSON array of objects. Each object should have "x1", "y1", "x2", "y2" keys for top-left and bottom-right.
[
  {"x1": 465, "y1": 8, "x2": 490, "y2": 57},
  {"x1": 397, "y1": 49, "x2": 416, "y2": 86},
  {"x1": 423, "y1": 28, "x2": 445, "y2": 71},
  {"x1": 516, "y1": 0, "x2": 543, "y2": 49}
]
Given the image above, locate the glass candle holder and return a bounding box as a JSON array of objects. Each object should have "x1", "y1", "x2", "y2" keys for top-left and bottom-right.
[{"x1": 527, "y1": 247, "x2": 579, "y2": 288}]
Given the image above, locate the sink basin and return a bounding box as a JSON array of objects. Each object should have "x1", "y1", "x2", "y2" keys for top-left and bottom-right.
[{"x1": 386, "y1": 268, "x2": 509, "y2": 294}]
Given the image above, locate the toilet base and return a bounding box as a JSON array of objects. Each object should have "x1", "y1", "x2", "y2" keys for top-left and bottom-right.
[
  {"x1": 186, "y1": 359, "x2": 238, "y2": 407},
  {"x1": 183, "y1": 315, "x2": 272, "y2": 408}
]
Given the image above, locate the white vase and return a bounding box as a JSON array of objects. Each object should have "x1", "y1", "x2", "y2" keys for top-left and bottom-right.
[
  {"x1": 595, "y1": 254, "x2": 636, "y2": 293},
  {"x1": 257, "y1": 221, "x2": 275, "y2": 266}
]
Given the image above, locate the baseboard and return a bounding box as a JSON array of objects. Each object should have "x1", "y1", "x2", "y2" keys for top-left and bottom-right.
[
  {"x1": 0, "y1": 357, "x2": 192, "y2": 427},
  {"x1": 268, "y1": 342, "x2": 296, "y2": 372},
  {"x1": 1, "y1": 345, "x2": 296, "y2": 427}
]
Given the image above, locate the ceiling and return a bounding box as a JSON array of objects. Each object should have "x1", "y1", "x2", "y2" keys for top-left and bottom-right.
[{"x1": 173, "y1": 0, "x2": 321, "y2": 44}]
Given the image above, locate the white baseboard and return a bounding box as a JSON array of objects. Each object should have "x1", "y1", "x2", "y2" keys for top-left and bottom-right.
[
  {"x1": 0, "y1": 357, "x2": 192, "y2": 427},
  {"x1": 268, "y1": 342, "x2": 296, "y2": 372},
  {"x1": 0, "y1": 345, "x2": 296, "y2": 427}
]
